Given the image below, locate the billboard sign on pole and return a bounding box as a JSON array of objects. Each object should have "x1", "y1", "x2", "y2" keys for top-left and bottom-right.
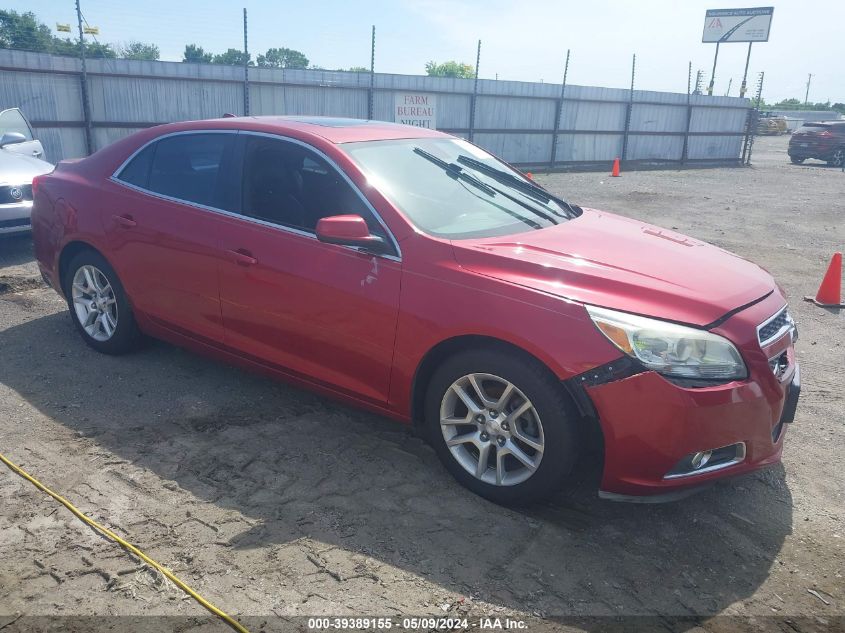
[{"x1": 702, "y1": 7, "x2": 773, "y2": 43}]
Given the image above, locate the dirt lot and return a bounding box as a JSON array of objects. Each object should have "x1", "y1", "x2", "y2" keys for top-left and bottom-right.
[{"x1": 0, "y1": 135, "x2": 843, "y2": 632}]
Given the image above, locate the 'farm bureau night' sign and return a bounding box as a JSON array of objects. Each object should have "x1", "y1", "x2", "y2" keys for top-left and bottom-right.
[{"x1": 394, "y1": 93, "x2": 437, "y2": 129}]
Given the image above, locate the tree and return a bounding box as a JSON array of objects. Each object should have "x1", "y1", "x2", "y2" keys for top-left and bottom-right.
[
  {"x1": 0, "y1": 10, "x2": 53, "y2": 52},
  {"x1": 183, "y1": 44, "x2": 212, "y2": 63},
  {"x1": 256, "y1": 47, "x2": 308, "y2": 69},
  {"x1": 212, "y1": 48, "x2": 251, "y2": 66},
  {"x1": 117, "y1": 40, "x2": 159, "y2": 61},
  {"x1": 0, "y1": 10, "x2": 116, "y2": 58},
  {"x1": 51, "y1": 37, "x2": 116, "y2": 59},
  {"x1": 347, "y1": 66, "x2": 369, "y2": 73},
  {"x1": 425, "y1": 60, "x2": 475, "y2": 78}
]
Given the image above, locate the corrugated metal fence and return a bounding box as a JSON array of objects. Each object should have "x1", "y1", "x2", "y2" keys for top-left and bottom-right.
[{"x1": 0, "y1": 49, "x2": 753, "y2": 169}]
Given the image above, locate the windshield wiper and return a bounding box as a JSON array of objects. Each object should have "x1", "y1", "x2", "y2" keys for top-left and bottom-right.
[
  {"x1": 456, "y1": 154, "x2": 579, "y2": 218},
  {"x1": 413, "y1": 147, "x2": 496, "y2": 196},
  {"x1": 413, "y1": 147, "x2": 560, "y2": 226}
]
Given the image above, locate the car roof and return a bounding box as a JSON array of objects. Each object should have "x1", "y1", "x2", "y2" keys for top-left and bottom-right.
[{"x1": 190, "y1": 115, "x2": 448, "y2": 144}]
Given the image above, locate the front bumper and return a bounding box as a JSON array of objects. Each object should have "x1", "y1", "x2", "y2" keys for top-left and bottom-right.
[
  {"x1": 577, "y1": 293, "x2": 799, "y2": 500},
  {"x1": 0, "y1": 201, "x2": 33, "y2": 235},
  {"x1": 587, "y1": 361, "x2": 798, "y2": 498}
]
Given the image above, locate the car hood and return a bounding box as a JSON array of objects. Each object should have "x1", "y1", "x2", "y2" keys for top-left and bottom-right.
[
  {"x1": 0, "y1": 150, "x2": 53, "y2": 185},
  {"x1": 450, "y1": 208, "x2": 774, "y2": 327}
]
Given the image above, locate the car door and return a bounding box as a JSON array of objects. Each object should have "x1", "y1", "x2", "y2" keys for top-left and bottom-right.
[
  {"x1": 0, "y1": 108, "x2": 45, "y2": 160},
  {"x1": 106, "y1": 131, "x2": 239, "y2": 343},
  {"x1": 216, "y1": 134, "x2": 402, "y2": 404}
]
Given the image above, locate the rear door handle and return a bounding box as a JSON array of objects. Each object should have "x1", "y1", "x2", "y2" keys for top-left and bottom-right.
[
  {"x1": 112, "y1": 214, "x2": 137, "y2": 228},
  {"x1": 227, "y1": 248, "x2": 258, "y2": 266}
]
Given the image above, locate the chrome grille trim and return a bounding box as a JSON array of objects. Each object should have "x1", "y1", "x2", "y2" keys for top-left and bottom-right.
[{"x1": 757, "y1": 306, "x2": 793, "y2": 347}]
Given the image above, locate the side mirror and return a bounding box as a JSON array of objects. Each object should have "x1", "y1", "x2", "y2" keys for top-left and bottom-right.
[
  {"x1": 0, "y1": 132, "x2": 27, "y2": 148},
  {"x1": 316, "y1": 214, "x2": 390, "y2": 255}
]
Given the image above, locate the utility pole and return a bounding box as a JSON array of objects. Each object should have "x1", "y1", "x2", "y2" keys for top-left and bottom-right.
[
  {"x1": 75, "y1": 0, "x2": 93, "y2": 155},
  {"x1": 725, "y1": 78, "x2": 733, "y2": 96},
  {"x1": 804, "y1": 73, "x2": 813, "y2": 106}
]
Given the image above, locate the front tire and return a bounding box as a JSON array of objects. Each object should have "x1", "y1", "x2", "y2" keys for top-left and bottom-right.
[
  {"x1": 790, "y1": 156, "x2": 805, "y2": 164},
  {"x1": 424, "y1": 348, "x2": 579, "y2": 505},
  {"x1": 63, "y1": 249, "x2": 142, "y2": 355}
]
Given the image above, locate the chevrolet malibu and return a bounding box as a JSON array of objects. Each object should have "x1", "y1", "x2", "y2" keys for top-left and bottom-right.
[{"x1": 31, "y1": 117, "x2": 800, "y2": 504}]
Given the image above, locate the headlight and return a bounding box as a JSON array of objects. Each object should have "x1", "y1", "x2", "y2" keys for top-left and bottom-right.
[{"x1": 586, "y1": 305, "x2": 747, "y2": 381}]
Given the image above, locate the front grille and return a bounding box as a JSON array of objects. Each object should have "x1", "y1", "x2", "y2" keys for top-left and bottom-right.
[
  {"x1": 758, "y1": 307, "x2": 792, "y2": 346},
  {"x1": 0, "y1": 184, "x2": 33, "y2": 204}
]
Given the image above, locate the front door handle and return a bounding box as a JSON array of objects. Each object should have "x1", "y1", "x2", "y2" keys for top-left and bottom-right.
[
  {"x1": 227, "y1": 248, "x2": 258, "y2": 266},
  {"x1": 112, "y1": 214, "x2": 137, "y2": 228}
]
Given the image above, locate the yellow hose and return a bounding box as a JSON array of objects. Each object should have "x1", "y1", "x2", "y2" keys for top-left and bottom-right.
[{"x1": 0, "y1": 451, "x2": 250, "y2": 633}]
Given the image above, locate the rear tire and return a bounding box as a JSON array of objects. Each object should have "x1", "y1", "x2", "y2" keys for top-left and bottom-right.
[
  {"x1": 827, "y1": 149, "x2": 845, "y2": 168},
  {"x1": 424, "y1": 348, "x2": 579, "y2": 505},
  {"x1": 63, "y1": 249, "x2": 142, "y2": 355}
]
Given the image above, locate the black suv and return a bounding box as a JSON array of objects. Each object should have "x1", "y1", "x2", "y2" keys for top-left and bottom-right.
[{"x1": 788, "y1": 121, "x2": 845, "y2": 167}]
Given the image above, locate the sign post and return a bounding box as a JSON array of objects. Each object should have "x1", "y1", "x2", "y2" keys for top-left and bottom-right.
[{"x1": 702, "y1": 7, "x2": 773, "y2": 97}]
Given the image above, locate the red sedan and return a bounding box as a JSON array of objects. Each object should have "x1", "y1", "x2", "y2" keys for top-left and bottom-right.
[{"x1": 31, "y1": 117, "x2": 799, "y2": 504}]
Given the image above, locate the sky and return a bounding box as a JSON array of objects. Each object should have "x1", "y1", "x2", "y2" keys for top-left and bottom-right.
[{"x1": 9, "y1": 0, "x2": 845, "y2": 103}]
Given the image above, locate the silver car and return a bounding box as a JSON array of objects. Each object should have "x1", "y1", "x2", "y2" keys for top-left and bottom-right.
[{"x1": 1, "y1": 108, "x2": 54, "y2": 236}]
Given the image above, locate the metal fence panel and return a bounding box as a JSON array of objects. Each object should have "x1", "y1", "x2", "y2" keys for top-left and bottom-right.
[
  {"x1": 559, "y1": 101, "x2": 628, "y2": 132},
  {"x1": 88, "y1": 75, "x2": 243, "y2": 122},
  {"x1": 0, "y1": 49, "x2": 752, "y2": 169},
  {"x1": 475, "y1": 95, "x2": 555, "y2": 130},
  {"x1": 474, "y1": 132, "x2": 553, "y2": 164},
  {"x1": 554, "y1": 133, "x2": 624, "y2": 163}
]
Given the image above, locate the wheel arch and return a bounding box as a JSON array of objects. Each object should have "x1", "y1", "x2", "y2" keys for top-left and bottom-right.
[
  {"x1": 58, "y1": 240, "x2": 109, "y2": 297},
  {"x1": 409, "y1": 334, "x2": 603, "y2": 451}
]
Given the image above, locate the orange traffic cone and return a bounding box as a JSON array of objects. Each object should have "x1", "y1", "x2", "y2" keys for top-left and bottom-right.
[
  {"x1": 611, "y1": 158, "x2": 621, "y2": 177},
  {"x1": 804, "y1": 252, "x2": 845, "y2": 308}
]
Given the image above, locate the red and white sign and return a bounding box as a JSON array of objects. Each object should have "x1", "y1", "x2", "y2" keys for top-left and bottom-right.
[{"x1": 394, "y1": 93, "x2": 436, "y2": 129}]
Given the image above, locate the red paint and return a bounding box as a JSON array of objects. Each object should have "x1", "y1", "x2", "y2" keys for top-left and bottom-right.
[{"x1": 31, "y1": 116, "x2": 797, "y2": 498}]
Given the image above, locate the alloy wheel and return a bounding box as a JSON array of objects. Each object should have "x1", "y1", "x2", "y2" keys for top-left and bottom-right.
[
  {"x1": 71, "y1": 265, "x2": 119, "y2": 342},
  {"x1": 439, "y1": 373, "x2": 544, "y2": 486},
  {"x1": 832, "y1": 149, "x2": 845, "y2": 167}
]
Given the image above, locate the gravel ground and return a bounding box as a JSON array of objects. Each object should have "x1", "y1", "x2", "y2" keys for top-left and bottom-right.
[{"x1": 0, "y1": 135, "x2": 842, "y2": 632}]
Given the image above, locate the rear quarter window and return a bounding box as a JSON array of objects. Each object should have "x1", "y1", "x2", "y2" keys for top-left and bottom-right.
[{"x1": 117, "y1": 144, "x2": 154, "y2": 188}]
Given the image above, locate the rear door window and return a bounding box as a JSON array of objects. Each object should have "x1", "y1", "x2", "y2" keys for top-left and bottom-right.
[{"x1": 143, "y1": 133, "x2": 234, "y2": 208}]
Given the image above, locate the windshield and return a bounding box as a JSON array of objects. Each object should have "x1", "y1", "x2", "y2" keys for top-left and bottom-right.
[{"x1": 342, "y1": 137, "x2": 575, "y2": 239}]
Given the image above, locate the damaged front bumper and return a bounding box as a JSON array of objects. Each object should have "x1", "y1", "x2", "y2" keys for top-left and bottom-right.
[{"x1": 565, "y1": 303, "x2": 799, "y2": 502}]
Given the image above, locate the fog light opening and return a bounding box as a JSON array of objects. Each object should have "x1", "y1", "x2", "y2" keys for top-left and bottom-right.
[
  {"x1": 690, "y1": 450, "x2": 712, "y2": 470},
  {"x1": 664, "y1": 442, "x2": 746, "y2": 479}
]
